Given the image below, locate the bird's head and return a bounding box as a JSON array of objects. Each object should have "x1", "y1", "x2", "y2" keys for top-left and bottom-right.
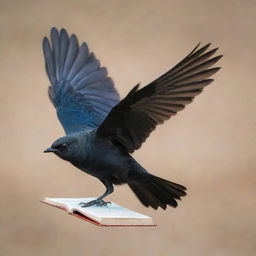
[{"x1": 44, "y1": 135, "x2": 81, "y2": 162}]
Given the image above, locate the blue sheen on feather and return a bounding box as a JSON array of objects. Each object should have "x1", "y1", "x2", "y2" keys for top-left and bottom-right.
[
  {"x1": 57, "y1": 105, "x2": 102, "y2": 134},
  {"x1": 43, "y1": 27, "x2": 120, "y2": 134}
]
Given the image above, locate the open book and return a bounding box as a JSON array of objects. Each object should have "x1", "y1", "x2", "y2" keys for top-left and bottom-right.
[{"x1": 41, "y1": 198, "x2": 155, "y2": 227}]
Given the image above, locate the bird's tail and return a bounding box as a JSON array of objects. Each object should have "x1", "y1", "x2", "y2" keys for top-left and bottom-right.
[{"x1": 128, "y1": 173, "x2": 187, "y2": 210}]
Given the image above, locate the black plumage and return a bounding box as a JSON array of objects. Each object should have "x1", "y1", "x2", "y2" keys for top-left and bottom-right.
[{"x1": 43, "y1": 27, "x2": 222, "y2": 210}]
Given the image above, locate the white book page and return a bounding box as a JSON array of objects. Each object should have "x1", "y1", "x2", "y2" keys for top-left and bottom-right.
[{"x1": 43, "y1": 197, "x2": 153, "y2": 225}]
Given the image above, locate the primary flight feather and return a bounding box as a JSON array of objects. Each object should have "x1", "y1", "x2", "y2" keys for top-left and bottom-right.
[{"x1": 43, "y1": 27, "x2": 222, "y2": 209}]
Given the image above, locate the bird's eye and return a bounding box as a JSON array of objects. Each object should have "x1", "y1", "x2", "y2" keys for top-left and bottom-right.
[{"x1": 57, "y1": 143, "x2": 68, "y2": 151}]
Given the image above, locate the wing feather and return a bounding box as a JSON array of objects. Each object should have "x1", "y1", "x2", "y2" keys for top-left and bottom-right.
[
  {"x1": 97, "y1": 43, "x2": 222, "y2": 153},
  {"x1": 67, "y1": 43, "x2": 89, "y2": 81},
  {"x1": 42, "y1": 28, "x2": 120, "y2": 134},
  {"x1": 62, "y1": 35, "x2": 79, "y2": 79},
  {"x1": 59, "y1": 29, "x2": 69, "y2": 81}
]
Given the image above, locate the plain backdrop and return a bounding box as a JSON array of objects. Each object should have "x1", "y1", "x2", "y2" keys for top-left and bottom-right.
[{"x1": 0, "y1": 0, "x2": 255, "y2": 255}]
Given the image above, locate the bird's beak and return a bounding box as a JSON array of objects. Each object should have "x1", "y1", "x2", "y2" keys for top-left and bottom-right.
[{"x1": 43, "y1": 147, "x2": 55, "y2": 153}]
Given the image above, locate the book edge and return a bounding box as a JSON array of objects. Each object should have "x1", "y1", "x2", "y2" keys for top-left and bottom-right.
[{"x1": 72, "y1": 211, "x2": 156, "y2": 227}]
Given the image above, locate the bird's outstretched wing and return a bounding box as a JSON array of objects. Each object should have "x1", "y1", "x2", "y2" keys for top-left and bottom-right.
[
  {"x1": 97, "y1": 43, "x2": 222, "y2": 153},
  {"x1": 43, "y1": 28, "x2": 120, "y2": 134}
]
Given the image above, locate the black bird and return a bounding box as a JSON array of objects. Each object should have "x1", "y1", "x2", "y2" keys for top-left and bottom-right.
[{"x1": 43, "y1": 27, "x2": 222, "y2": 210}]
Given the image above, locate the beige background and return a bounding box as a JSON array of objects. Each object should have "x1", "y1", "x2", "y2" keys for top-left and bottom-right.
[{"x1": 0, "y1": 0, "x2": 255, "y2": 255}]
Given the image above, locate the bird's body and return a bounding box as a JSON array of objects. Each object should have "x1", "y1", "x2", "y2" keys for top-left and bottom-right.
[
  {"x1": 43, "y1": 27, "x2": 222, "y2": 210},
  {"x1": 69, "y1": 130, "x2": 132, "y2": 184}
]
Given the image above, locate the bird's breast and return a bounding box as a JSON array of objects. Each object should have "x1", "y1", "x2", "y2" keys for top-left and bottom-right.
[{"x1": 74, "y1": 139, "x2": 130, "y2": 183}]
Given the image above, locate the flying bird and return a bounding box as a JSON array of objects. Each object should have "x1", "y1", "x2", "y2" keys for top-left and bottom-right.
[{"x1": 43, "y1": 27, "x2": 222, "y2": 210}]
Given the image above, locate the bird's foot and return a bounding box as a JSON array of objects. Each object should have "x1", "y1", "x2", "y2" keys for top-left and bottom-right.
[{"x1": 79, "y1": 199, "x2": 111, "y2": 208}]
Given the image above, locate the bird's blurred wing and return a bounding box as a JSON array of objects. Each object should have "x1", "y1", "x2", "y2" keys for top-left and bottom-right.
[
  {"x1": 43, "y1": 28, "x2": 120, "y2": 134},
  {"x1": 97, "y1": 43, "x2": 222, "y2": 153}
]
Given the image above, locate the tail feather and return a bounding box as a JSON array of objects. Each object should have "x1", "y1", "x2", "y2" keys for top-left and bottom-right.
[
  {"x1": 128, "y1": 173, "x2": 187, "y2": 210},
  {"x1": 130, "y1": 184, "x2": 159, "y2": 209}
]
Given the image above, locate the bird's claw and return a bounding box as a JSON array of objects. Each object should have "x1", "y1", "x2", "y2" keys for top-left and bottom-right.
[{"x1": 79, "y1": 199, "x2": 111, "y2": 208}]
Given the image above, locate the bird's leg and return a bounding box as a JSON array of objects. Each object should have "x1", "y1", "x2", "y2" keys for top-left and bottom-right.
[{"x1": 79, "y1": 180, "x2": 114, "y2": 207}]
